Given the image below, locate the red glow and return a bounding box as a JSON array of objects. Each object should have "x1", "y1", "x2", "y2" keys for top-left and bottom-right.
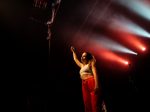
[
  {"x1": 102, "y1": 51, "x2": 129, "y2": 66},
  {"x1": 141, "y1": 46, "x2": 146, "y2": 51},
  {"x1": 125, "y1": 61, "x2": 128, "y2": 65},
  {"x1": 72, "y1": 31, "x2": 130, "y2": 68},
  {"x1": 90, "y1": 46, "x2": 130, "y2": 67},
  {"x1": 110, "y1": 28, "x2": 147, "y2": 53},
  {"x1": 123, "y1": 60, "x2": 129, "y2": 65}
]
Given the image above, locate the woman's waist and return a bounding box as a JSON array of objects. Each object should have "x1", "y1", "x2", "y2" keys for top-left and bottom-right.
[{"x1": 80, "y1": 73, "x2": 93, "y2": 80}]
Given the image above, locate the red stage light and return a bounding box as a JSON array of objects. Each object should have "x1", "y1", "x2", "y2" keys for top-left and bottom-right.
[{"x1": 141, "y1": 47, "x2": 146, "y2": 51}]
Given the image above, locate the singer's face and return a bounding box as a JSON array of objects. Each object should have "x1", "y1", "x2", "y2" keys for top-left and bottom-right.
[
  {"x1": 82, "y1": 52, "x2": 87, "y2": 58},
  {"x1": 81, "y1": 52, "x2": 87, "y2": 63}
]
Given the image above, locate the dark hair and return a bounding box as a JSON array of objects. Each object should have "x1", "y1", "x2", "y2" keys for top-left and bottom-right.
[{"x1": 85, "y1": 52, "x2": 93, "y2": 61}]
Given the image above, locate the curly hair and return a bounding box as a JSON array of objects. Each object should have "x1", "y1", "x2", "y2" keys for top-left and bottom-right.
[{"x1": 85, "y1": 52, "x2": 93, "y2": 61}]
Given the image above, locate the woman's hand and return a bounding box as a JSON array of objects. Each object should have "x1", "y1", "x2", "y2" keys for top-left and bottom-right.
[
  {"x1": 70, "y1": 46, "x2": 75, "y2": 52},
  {"x1": 94, "y1": 87, "x2": 100, "y2": 95}
]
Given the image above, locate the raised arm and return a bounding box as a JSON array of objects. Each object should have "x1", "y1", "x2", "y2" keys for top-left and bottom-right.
[{"x1": 70, "y1": 46, "x2": 82, "y2": 68}]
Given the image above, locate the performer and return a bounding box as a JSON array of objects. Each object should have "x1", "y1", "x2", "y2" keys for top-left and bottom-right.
[{"x1": 71, "y1": 46, "x2": 107, "y2": 112}]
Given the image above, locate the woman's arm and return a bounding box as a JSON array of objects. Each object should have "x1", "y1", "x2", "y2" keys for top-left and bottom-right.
[
  {"x1": 91, "y1": 57, "x2": 99, "y2": 89},
  {"x1": 71, "y1": 46, "x2": 82, "y2": 68}
]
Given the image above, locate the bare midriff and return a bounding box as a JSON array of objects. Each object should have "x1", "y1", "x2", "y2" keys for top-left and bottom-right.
[{"x1": 80, "y1": 74, "x2": 93, "y2": 80}]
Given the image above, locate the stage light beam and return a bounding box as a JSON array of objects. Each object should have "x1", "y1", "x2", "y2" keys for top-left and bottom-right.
[
  {"x1": 141, "y1": 46, "x2": 146, "y2": 51},
  {"x1": 111, "y1": 16, "x2": 150, "y2": 38},
  {"x1": 124, "y1": 61, "x2": 129, "y2": 65},
  {"x1": 92, "y1": 35, "x2": 137, "y2": 55},
  {"x1": 118, "y1": 0, "x2": 150, "y2": 21}
]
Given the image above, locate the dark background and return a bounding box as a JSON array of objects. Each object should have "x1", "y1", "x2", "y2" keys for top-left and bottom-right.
[{"x1": 0, "y1": 0, "x2": 150, "y2": 112}]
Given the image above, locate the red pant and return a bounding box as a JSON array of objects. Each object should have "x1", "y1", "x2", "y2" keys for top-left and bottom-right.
[{"x1": 82, "y1": 77, "x2": 99, "y2": 112}]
